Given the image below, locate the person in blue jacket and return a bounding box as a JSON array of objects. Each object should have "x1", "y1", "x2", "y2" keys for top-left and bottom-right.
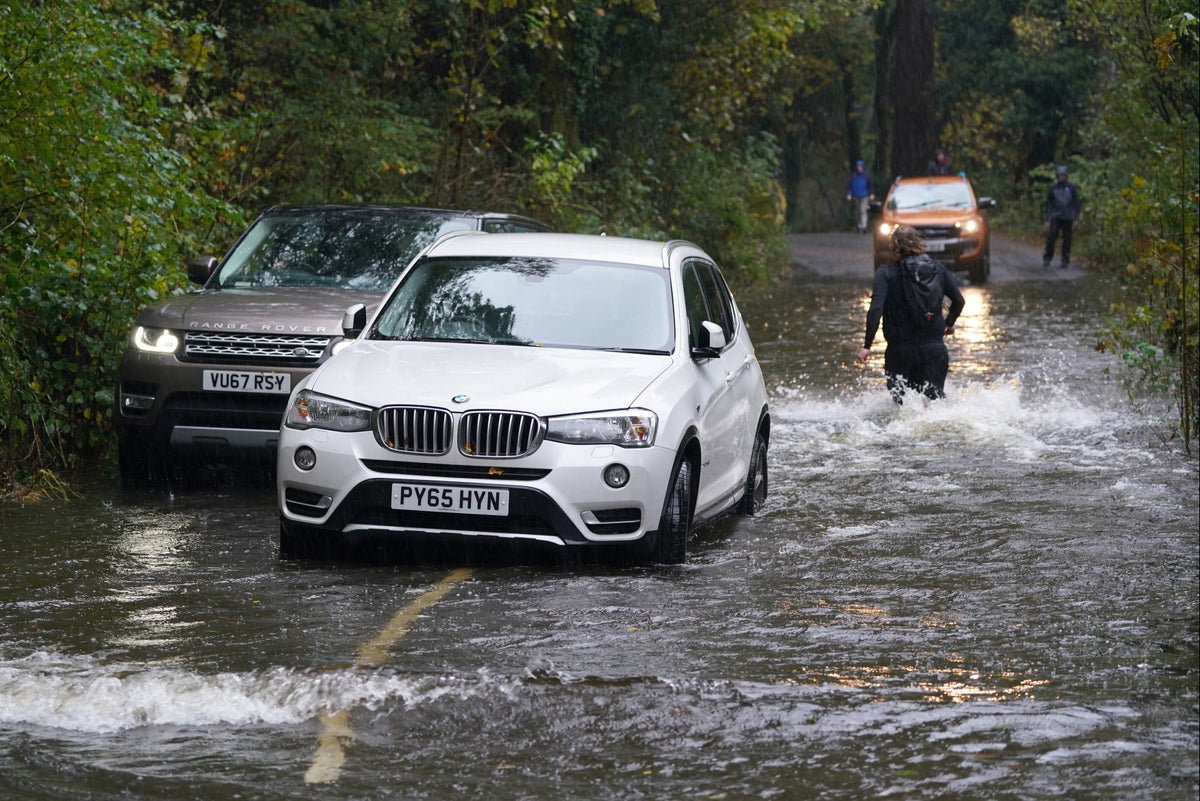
[
  {"x1": 845, "y1": 160, "x2": 875, "y2": 234},
  {"x1": 857, "y1": 225, "x2": 965, "y2": 403},
  {"x1": 1043, "y1": 165, "x2": 1082, "y2": 268}
]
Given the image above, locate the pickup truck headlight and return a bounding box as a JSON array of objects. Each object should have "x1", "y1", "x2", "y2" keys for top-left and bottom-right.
[
  {"x1": 545, "y1": 410, "x2": 657, "y2": 448},
  {"x1": 285, "y1": 390, "x2": 372, "y2": 431},
  {"x1": 131, "y1": 326, "x2": 180, "y2": 354}
]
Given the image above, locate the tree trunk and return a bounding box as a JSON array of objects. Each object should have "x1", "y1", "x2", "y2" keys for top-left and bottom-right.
[
  {"x1": 889, "y1": 0, "x2": 935, "y2": 178},
  {"x1": 841, "y1": 61, "x2": 861, "y2": 170},
  {"x1": 873, "y1": 1, "x2": 894, "y2": 182}
]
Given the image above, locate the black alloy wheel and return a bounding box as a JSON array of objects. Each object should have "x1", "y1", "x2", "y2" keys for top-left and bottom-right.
[
  {"x1": 648, "y1": 458, "x2": 693, "y2": 564},
  {"x1": 737, "y1": 429, "x2": 768, "y2": 515}
]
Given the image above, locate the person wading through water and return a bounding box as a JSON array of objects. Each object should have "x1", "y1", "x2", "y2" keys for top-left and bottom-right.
[{"x1": 857, "y1": 225, "x2": 965, "y2": 403}]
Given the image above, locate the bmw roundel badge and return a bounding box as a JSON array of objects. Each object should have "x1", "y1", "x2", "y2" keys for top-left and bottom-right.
[{"x1": 452, "y1": 394, "x2": 469, "y2": 404}]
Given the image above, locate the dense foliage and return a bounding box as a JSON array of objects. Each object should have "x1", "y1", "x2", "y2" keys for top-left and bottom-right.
[
  {"x1": 1077, "y1": 1, "x2": 1198, "y2": 451},
  {"x1": 0, "y1": 2, "x2": 237, "y2": 488},
  {"x1": 1, "y1": 0, "x2": 1196, "y2": 489}
]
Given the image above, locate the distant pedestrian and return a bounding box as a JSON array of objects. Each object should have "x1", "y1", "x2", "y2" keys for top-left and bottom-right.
[
  {"x1": 857, "y1": 225, "x2": 965, "y2": 403},
  {"x1": 845, "y1": 160, "x2": 875, "y2": 234},
  {"x1": 1043, "y1": 165, "x2": 1081, "y2": 268},
  {"x1": 927, "y1": 148, "x2": 951, "y2": 176}
]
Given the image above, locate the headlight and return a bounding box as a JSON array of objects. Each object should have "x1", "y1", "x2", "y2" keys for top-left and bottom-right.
[
  {"x1": 285, "y1": 389, "x2": 372, "y2": 431},
  {"x1": 961, "y1": 219, "x2": 980, "y2": 234},
  {"x1": 545, "y1": 410, "x2": 658, "y2": 448},
  {"x1": 131, "y1": 326, "x2": 180, "y2": 354},
  {"x1": 877, "y1": 222, "x2": 894, "y2": 236}
]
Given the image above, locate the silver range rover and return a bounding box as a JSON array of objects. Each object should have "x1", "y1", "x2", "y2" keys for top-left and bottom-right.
[{"x1": 115, "y1": 204, "x2": 550, "y2": 487}]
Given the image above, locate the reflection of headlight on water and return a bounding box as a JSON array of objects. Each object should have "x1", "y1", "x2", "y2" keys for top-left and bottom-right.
[
  {"x1": 948, "y1": 287, "x2": 1003, "y2": 382},
  {"x1": 110, "y1": 514, "x2": 198, "y2": 649}
]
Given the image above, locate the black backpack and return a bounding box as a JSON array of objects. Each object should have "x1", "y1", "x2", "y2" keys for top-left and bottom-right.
[{"x1": 897, "y1": 254, "x2": 944, "y2": 327}]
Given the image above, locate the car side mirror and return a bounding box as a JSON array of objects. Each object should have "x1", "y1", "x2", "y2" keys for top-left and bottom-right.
[
  {"x1": 691, "y1": 320, "x2": 726, "y2": 360},
  {"x1": 342, "y1": 303, "x2": 367, "y2": 338},
  {"x1": 978, "y1": 197, "x2": 996, "y2": 209},
  {"x1": 186, "y1": 255, "x2": 218, "y2": 286},
  {"x1": 868, "y1": 200, "x2": 882, "y2": 213}
]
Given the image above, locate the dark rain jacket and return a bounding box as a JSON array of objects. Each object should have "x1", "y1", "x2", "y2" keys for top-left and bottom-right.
[
  {"x1": 1043, "y1": 180, "x2": 1081, "y2": 222},
  {"x1": 863, "y1": 254, "x2": 965, "y2": 349}
]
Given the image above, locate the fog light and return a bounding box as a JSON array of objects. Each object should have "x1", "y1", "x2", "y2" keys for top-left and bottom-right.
[
  {"x1": 294, "y1": 446, "x2": 317, "y2": 471},
  {"x1": 121, "y1": 393, "x2": 155, "y2": 412},
  {"x1": 603, "y1": 463, "x2": 630, "y2": 488}
]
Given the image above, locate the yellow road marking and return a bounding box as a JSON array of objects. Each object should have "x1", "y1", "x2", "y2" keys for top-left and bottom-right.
[{"x1": 305, "y1": 567, "x2": 475, "y2": 784}]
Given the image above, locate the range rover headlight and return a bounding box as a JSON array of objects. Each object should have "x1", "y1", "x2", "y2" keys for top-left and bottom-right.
[
  {"x1": 285, "y1": 389, "x2": 372, "y2": 431},
  {"x1": 131, "y1": 326, "x2": 180, "y2": 354},
  {"x1": 545, "y1": 410, "x2": 658, "y2": 448}
]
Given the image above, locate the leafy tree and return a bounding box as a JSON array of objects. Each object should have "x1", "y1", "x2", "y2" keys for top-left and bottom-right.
[
  {"x1": 0, "y1": 1, "x2": 236, "y2": 487},
  {"x1": 1078, "y1": 0, "x2": 1198, "y2": 450}
]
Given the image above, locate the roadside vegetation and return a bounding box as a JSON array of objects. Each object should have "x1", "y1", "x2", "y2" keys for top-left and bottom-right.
[{"x1": 1, "y1": 0, "x2": 1195, "y2": 492}]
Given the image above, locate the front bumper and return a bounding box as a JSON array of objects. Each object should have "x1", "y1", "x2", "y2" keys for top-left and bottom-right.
[
  {"x1": 116, "y1": 348, "x2": 314, "y2": 461},
  {"x1": 277, "y1": 428, "x2": 679, "y2": 547}
]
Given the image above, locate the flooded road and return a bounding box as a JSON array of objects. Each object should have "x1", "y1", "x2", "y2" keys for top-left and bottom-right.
[{"x1": 2, "y1": 234, "x2": 1197, "y2": 800}]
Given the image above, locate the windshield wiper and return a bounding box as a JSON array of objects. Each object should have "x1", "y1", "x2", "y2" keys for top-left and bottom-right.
[
  {"x1": 594, "y1": 346, "x2": 670, "y2": 355},
  {"x1": 402, "y1": 335, "x2": 535, "y2": 346}
]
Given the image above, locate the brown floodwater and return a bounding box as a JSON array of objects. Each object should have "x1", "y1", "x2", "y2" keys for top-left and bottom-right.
[{"x1": 1, "y1": 235, "x2": 1196, "y2": 800}]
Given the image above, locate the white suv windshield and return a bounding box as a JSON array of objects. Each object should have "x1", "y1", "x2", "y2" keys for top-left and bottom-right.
[
  {"x1": 215, "y1": 213, "x2": 475, "y2": 291},
  {"x1": 371, "y1": 257, "x2": 674, "y2": 353},
  {"x1": 888, "y1": 182, "x2": 974, "y2": 211}
]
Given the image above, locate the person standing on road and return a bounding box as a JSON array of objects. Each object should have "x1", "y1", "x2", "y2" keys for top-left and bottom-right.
[
  {"x1": 857, "y1": 225, "x2": 965, "y2": 403},
  {"x1": 845, "y1": 160, "x2": 875, "y2": 234},
  {"x1": 927, "y1": 148, "x2": 951, "y2": 176},
  {"x1": 1042, "y1": 165, "x2": 1081, "y2": 268}
]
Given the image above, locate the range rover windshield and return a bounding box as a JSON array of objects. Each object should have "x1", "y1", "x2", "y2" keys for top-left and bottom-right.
[
  {"x1": 215, "y1": 212, "x2": 475, "y2": 291},
  {"x1": 371, "y1": 256, "x2": 675, "y2": 353}
]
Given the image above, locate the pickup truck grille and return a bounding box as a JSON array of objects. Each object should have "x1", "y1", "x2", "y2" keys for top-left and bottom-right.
[
  {"x1": 914, "y1": 224, "x2": 957, "y2": 239},
  {"x1": 183, "y1": 332, "x2": 330, "y2": 365}
]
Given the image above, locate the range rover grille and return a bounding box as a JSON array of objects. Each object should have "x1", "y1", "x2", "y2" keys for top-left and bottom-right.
[
  {"x1": 376, "y1": 406, "x2": 453, "y2": 454},
  {"x1": 183, "y1": 332, "x2": 330, "y2": 365},
  {"x1": 460, "y1": 411, "x2": 543, "y2": 458}
]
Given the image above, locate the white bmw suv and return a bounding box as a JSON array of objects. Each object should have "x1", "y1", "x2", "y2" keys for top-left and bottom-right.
[{"x1": 276, "y1": 232, "x2": 769, "y2": 563}]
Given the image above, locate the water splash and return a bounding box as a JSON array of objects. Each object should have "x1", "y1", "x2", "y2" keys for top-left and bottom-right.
[
  {"x1": 772, "y1": 373, "x2": 1160, "y2": 471},
  {"x1": 0, "y1": 651, "x2": 509, "y2": 734}
]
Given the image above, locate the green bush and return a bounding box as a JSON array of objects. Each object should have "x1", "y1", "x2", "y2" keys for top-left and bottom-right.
[
  {"x1": 573, "y1": 135, "x2": 788, "y2": 286},
  {"x1": 0, "y1": 2, "x2": 239, "y2": 488},
  {"x1": 1093, "y1": 142, "x2": 1199, "y2": 449}
]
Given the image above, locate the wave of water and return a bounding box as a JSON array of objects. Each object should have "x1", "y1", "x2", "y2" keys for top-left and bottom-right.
[
  {"x1": 0, "y1": 651, "x2": 514, "y2": 734},
  {"x1": 0, "y1": 648, "x2": 1130, "y2": 754}
]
